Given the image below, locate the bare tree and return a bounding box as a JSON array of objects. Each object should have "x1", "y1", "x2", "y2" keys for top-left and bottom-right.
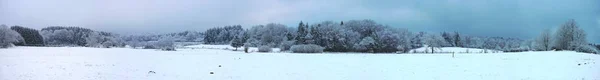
[
  {"x1": 535, "y1": 29, "x2": 552, "y2": 51},
  {"x1": 554, "y1": 19, "x2": 587, "y2": 51}
]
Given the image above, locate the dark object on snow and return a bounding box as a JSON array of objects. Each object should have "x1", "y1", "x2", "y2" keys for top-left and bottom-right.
[
  {"x1": 161, "y1": 48, "x2": 176, "y2": 51},
  {"x1": 143, "y1": 45, "x2": 157, "y2": 49},
  {"x1": 244, "y1": 46, "x2": 249, "y2": 53},
  {"x1": 218, "y1": 65, "x2": 221, "y2": 67},
  {"x1": 210, "y1": 71, "x2": 214, "y2": 74},
  {"x1": 148, "y1": 71, "x2": 156, "y2": 74},
  {"x1": 578, "y1": 64, "x2": 581, "y2": 66}
]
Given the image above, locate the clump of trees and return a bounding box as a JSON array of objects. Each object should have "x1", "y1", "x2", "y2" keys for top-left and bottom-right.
[
  {"x1": 120, "y1": 31, "x2": 203, "y2": 50},
  {"x1": 230, "y1": 36, "x2": 244, "y2": 51},
  {"x1": 245, "y1": 23, "x2": 291, "y2": 48},
  {"x1": 10, "y1": 26, "x2": 44, "y2": 46},
  {"x1": 40, "y1": 26, "x2": 125, "y2": 48},
  {"x1": 531, "y1": 19, "x2": 598, "y2": 54},
  {"x1": 204, "y1": 25, "x2": 244, "y2": 44},
  {"x1": 0, "y1": 25, "x2": 24, "y2": 48},
  {"x1": 85, "y1": 31, "x2": 124, "y2": 48},
  {"x1": 220, "y1": 19, "x2": 535, "y2": 53}
]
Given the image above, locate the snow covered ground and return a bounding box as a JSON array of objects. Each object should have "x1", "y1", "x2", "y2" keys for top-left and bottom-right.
[
  {"x1": 1, "y1": 46, "x2": 599, "y2": 80},
  {"x1": 184, "y1": 44, "x2": 281, "y2": 52},
  {"x1": 409, "y1": 47, "x2": 504, "y2": 53}
]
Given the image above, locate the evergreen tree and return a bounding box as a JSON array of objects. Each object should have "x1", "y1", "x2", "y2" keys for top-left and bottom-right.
[
  {"x1": 453, "y1": 32, "x2": 461, "y2": 47},
  {"x1": 441, "y1": 32, "x2": 454, "y2": 47},
  {"x1": 296, "y1": 21, "x2": 307, "y2": 44},
  {"x1": 230, "y1": 36, "x2": 243, "y2": 51},
  {"x1": 10, "y1": 26, "x2": 44, "y2": 46}
]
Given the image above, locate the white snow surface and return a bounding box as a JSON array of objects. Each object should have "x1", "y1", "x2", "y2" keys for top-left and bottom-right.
[
  {"x1": 184, "y1": 44, "x2": 281, "y2": 52},
  {"x1": 1, "y1": 46, "x2": 599, "y2": 80},
  {"x1": 409, "y1": 47, "x2": 504, "y2": 53}
]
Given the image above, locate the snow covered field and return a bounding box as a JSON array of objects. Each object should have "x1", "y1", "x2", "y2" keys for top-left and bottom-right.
[
  {"x1": 1, "y1": 46, "x2": 599, "y2": 80},
  {"x1": 409, "y1": 47, "x2": 504, "y2": 53}
]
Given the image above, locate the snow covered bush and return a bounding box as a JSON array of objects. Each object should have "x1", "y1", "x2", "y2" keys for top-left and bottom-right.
[
  {"x1": 258, "y1": 46, "x2": 271, "y2": 52},
  {"x1": 279, "y1": 41, "x2": 295, "y2": 51},
  {"x1": 243, "y1": 43, "x2": 251, "y2": 53},
  {"x1": 290, "y1": 44, "x2": 324, "y2": 53},
  {"x1": 138, "y1": 38, "x2": 175, "y2": 51},
  {"x1": 575, "y1": 45, "x2": 599, "y2": 54},
  {"x1": 86, "y1": 31, "x2": 124, "y2": 48},
  {"x1": 0, "y1": 25, "x2": 24, "y2": 48},
  {"x1": 156, "y1": 38, "x2": 176, "y2": 51}
]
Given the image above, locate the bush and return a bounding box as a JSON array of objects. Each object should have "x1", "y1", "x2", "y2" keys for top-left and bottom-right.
[
  {"x1": 290, "y1": 44, "x2": 324, "y2": 53},
  {"x1": 576, "y1": 45, "x2": 599, "y2": 54},
  {"x1": 244, "y1": 43, "x2": 250, "y2": 53},
  {"x1": 258, "y1": 46, "x2": 271, "y2": 52},
  {"x1": 279, "y1": 41, "x2": 294, "y2": 51}
]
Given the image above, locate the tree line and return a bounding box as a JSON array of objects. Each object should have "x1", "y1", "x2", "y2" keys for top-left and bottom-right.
[
  {"x1": 0, "y1": 19, "x2": 597, "y2": 54},
  {"x1": 532, "y1": 19, "x2": 598, "y2": 53},
  {"x1": 213, "y1": 19, "x2": 574, "y2": 53}
]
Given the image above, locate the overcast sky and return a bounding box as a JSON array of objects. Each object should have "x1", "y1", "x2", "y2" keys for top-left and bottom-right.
[{"x1": 1, "y1": 0, "x2": 599, "y2": 42}]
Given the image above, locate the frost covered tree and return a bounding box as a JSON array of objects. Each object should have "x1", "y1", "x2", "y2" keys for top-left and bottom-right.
[
  {"x1": 373, "y1": 28, "x2": 412, "y2": 53},
  {"x1": 40, "y1": 26, "x2": 94, "y2": 46},
  {"x1": 534, "y1": 29, "x2": 552, "y2": 51},
  {"x1": 344, "y1": 19, "x2": 385, "y2": 38},
  {"x1": 246, "y1": 23, "x2": 289, "y2": 47},
  {"x1": 554, "y1": 19, "x2": 588, "y2": 51},
  {"x1": 424, "y1": 34, "x2": 447, "y2": 53},
  {"x1": 159, "y1": 39, "x2": 176, "y2": 51},
  {"x1": 356, "y1": 36, "x2": 376, "y2": 52},
  {"x1": 0, "y1": 25, "x2": 24, "y2": 48},
  {"x1": 411, "y1": 32, "x2": 427, "y2": 48},
  {"x1": 203, "y1": 25, "x2": 244, "y2": 44},
  {"x1": 86, "y1": 31, "x2": 123, "y2": 48},
  {"x1": 309, "y1": 21, "x2": 361, "y2": 52},
  {"x1": 41, "y1": 29, "x2": 75, "y2": 46}
]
